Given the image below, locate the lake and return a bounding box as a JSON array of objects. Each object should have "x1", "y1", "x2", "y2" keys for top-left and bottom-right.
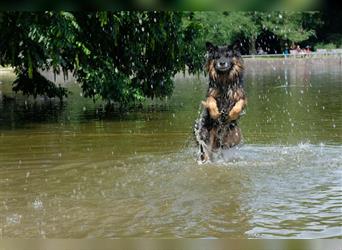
[{"x1": 0, "y1": 57, "x2": 341, "y2": 238}]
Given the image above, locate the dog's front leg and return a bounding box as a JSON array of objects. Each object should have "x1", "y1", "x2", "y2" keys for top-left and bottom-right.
[
  {"x1": 228, "y1": 99, "x2": 246, "y2": 121},
  {"x1": 202, "y1": 96, "x2": 220, "y2": 120}
]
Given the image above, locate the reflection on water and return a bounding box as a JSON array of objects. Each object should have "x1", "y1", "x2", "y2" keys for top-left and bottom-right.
[{"x1": 0, "y1": 58, "x2": 341, "y2": 238}]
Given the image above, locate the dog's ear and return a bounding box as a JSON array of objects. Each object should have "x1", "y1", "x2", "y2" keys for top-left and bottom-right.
[
  {"x1": 233, "y1": 47, "x2": 242, "y2": 57},
  {"x1": 206, "y1": 42, "x2": 216, "y2": 53},
  {"x1": 233, "y1": 42, "x2": 241, "y2": 51},
  {"x1": 228, "y1": 41, "x2": 242, "y2": 56},
  {"x1": 230, "y1": 40, "x2": 243, "y2": 56}
]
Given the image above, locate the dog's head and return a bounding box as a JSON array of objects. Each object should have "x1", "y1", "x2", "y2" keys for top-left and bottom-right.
[{"x1": 205, "y1": 42, "x2": 243, "y2": 82}]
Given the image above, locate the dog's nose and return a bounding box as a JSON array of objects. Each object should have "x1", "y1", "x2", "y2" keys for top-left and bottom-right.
[{"x1": 219, "y1": 62, "x2": 225, "y2": 67}]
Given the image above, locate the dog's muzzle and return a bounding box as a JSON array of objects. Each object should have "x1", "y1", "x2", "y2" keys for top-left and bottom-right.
[{"x1": 216, "y1": 62, "x2": 231, "y2": 72}]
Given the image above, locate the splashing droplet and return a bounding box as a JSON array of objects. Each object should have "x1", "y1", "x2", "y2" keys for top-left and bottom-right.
[{"x1": 33, "y1": 198, "x2": 43, "y2": 209}]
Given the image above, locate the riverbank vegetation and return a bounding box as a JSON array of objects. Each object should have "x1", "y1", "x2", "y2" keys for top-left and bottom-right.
[{"x1": 0, "y1": 11, "x2": 341, "y2": 106}]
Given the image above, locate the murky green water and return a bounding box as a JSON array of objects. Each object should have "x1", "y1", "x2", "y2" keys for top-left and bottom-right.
[{"x1": 0, "y1": 58, "x2": 341, "y2": 238}]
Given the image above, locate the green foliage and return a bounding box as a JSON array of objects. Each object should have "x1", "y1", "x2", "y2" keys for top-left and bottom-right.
[
  {"x1": 314, "y1": 42, "x2": 337, "y2": 50},
  {"x1": 315, "y1": 11, "x2": 342, "y2": 48},
  {"x1": 0, "y1": 11, "x2": 336, "y2": 107},
  {"x1": 188, "y1": 11, "x2": 321, "y2": 54},
  {"x1": 324, "y1": 34, "x2": 342, "y2": 48},
  {"x1": 187, "y1": 12, "x2": 259, "y2": 45},
  {"x1": 0, "y1": 11, "x2": 79, "y2": 100},
  {"x1": 260, "y1": 11, "x2": 316, "y2": 43},
  {"x1": 0, "y1": 11, "x2": 198, "y2": 106},
  {"x1": 13, "y1": 69, "x2": 68, "y2": 99}
]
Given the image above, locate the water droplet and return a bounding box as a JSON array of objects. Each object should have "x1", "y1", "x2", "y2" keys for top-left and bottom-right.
[
  {"x1": 6, "y1": 214, "x2": 22, "y2": 225},
  {"x1": 33, "y1": 198, "x2": 43, "y2": 209}
]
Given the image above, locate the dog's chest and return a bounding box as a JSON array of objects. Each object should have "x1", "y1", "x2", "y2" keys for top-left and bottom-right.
[{"x1": 216, "y1": 85, "x2": 237, "y2": 111}]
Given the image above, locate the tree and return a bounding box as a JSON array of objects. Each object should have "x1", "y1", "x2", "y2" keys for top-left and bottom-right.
[
  {"x1": 315, "y1": 10, "x2": 342, "y2": 48},
  {"x1": 0, "y1": 11, "x2": 326, "y2": 106},
  {"x1": 259, "y1": 11, "x2": 317, "y2": 48},
  {"x1": 0, "y1": 12, "x2": 71, "y2": 99},
  {"x1": 186, "y1": 12, "x2": 260, "y2": 54},
  {"x1": 187, "y1": 11, "x2": 321, "y2": 54},
  {"x1": 0, "y1": 11, "x2": 198, "y2": 106}
]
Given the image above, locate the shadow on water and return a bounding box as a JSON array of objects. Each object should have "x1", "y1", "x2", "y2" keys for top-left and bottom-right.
[{"x1": 0, "y1": 58, "x2": 341, "y2": 238}]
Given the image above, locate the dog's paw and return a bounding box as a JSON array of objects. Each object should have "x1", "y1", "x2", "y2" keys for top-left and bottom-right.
[
  {"x1": 201, "y1": 100, "x2": 208, "y2": 108},
  {"x1": 240, "y1": 110, "x2": 246, "y2": 116},
  {"x1": 197, "y1": 156, "x2": 211, "y2": 165}
]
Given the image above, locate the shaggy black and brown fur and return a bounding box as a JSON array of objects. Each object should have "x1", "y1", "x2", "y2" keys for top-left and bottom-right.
[{"x1": 194, "y1": 42, "x2": 247, "y2": 163}]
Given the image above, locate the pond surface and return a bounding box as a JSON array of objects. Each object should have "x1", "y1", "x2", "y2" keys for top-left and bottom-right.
[{"x1": 0, "y1": 58, "x2": 341, "y2": 238}]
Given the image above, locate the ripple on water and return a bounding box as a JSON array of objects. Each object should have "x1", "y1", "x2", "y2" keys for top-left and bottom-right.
[{"x1": 0, "y1": 143, "x2": 341, "y2": 238}]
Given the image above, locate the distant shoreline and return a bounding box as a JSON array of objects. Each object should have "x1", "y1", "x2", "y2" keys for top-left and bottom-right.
[
  {"x1": 243, "y1": 55, "x2": 342, "y2": 60},
  {"x1": 1, "y1": 53, "x2": 341, "y2": 71},
  {"x1": 1, "y1": 54, "x2": 341, "y2": 82}
]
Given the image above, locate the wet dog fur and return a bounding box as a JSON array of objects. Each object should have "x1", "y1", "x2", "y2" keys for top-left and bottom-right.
[{"x1": 194, "y1": 42, "x2": 247, "y2": 163}]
